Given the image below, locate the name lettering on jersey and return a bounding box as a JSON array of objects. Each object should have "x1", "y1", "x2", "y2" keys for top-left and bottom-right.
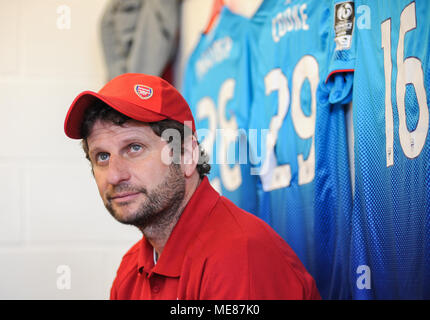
[
  {"x1": 272, "y1": 3, "x2": 309, "y2": 43},
  {"x1": 196, "y1": 37, "x2": 233, "y2": 79}
]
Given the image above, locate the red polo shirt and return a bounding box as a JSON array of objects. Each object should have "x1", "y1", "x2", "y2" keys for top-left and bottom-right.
[{"x1": 110, "y1": 177, "x2": 321, "y2": 300}]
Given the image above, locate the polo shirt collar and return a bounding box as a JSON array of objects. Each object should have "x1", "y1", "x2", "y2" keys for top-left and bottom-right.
[{"x1": 137, "y1": 176, "x2": 220, "y2": 277}]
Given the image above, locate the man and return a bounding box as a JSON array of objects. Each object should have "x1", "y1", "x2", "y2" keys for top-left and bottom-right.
[{"x1": 64, "y1": 73, "x2": 321, "y2": 300}]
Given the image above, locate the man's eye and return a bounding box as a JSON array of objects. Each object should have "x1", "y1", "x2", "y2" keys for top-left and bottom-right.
[
  {"x1": 96, "y1": 152, "x2": 110, "y2": 163},
  {"x1": 129, "y1": 144, "x2": 142, "y2": 152}
]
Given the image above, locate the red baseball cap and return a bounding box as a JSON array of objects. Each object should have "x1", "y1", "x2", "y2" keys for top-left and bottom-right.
[{"x1": 64, "y1": 73, "x2": 196, "y2": 139}]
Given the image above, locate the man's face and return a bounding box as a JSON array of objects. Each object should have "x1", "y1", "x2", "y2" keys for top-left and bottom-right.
[{"x1": 86, "y1": 119, "x2": 186, "y2": 228}]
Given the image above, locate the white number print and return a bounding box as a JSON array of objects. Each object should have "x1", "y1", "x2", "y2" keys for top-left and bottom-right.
[
  {"x1": 291, "y1": 56, "x2": 318, "y2": 185},
  {"x1": 260, "y1": 56, "x2": 319, "y2": 191},
  {"x1": 217, "y1": 79, "x2": 242, "y2": 191},
  {"x1": 260, "y1": 68, "x2": 292, "y2": 191},
  {"x1": 197, "y1": 79, "x2": 242, "y2": 192},
  {"x1": 381, "y1": 2, "x2": 429, "y2": 167}
]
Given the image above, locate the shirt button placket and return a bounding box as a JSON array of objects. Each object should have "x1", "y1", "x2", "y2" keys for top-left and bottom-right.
[{"x1": 150, "y1": 275, "x2": 161, "y2": 295}]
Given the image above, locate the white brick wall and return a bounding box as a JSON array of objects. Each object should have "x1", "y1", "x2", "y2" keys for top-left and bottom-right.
[{"x1": 0, "y1": 0, "x2": 143, "y2": 299}]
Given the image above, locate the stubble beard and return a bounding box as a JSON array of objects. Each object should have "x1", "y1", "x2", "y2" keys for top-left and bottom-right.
[{"x1": 104, "y1": 164, "x2": 186, "y2": 234}]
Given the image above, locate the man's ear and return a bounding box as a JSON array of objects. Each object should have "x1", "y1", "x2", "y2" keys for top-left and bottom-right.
[{"x1": 182, "y1": 134, "x2": 199, "y2": 178}]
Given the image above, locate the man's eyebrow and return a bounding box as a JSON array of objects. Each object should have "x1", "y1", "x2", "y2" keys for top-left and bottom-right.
[
  {"x1": 88, "y1": 146, "x2": 106, "y2": 158},
  {"x1": 123, "y1": 134, "x2": 148, "y2": 141},
  {"x1": 118, "y1": 135, "x2": 153, "y2": 146},
  {"x1": 88, "y1": 134, "x2": 156, "y2": 153}
]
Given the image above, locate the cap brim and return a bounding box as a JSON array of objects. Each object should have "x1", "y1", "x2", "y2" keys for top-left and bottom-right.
[{"x1": 64, "y1": 91, "x2": 167, "y2": 139}]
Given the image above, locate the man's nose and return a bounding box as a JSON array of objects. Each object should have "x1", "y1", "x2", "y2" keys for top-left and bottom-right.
[{"x1": 106, "y1": 155, "x2": 131, "y2": 186}]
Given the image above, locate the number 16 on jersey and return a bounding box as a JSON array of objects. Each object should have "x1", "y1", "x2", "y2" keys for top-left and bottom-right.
[{"x1": 382, "y1": 1, "x2": 429, "y2": 167}]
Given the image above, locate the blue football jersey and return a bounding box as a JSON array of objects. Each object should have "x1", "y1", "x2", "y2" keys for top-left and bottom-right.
[
  {"x1": 182, "y1": 6, "x2": 259, "y2": 215},
  {"x1": 248, "y1": 0, "x2": 354, "y2": 299},
  {"x1": 351, "y1": 0, "x2": 430, "y2": 299}
]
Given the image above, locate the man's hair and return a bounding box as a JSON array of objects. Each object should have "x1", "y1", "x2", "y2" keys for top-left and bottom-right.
[{"x1": 80, "y1": 100, "x2": 211, "y2": 178}]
